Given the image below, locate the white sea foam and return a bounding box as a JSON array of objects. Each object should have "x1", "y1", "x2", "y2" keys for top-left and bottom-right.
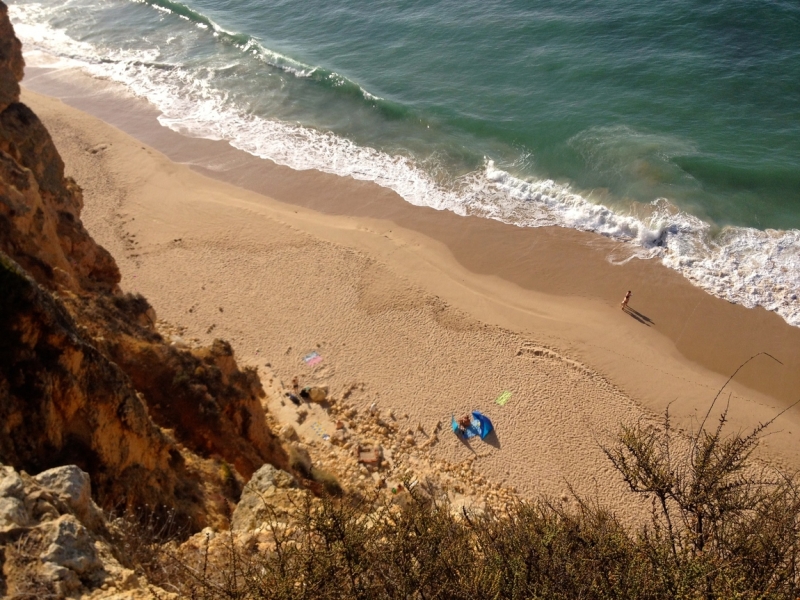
[
  {"x1": 477, "y1": 164, "x2": 800, "y2": 326},
  {"x1": 10, "y1": 4, "x2": 800, "y2": 327}
]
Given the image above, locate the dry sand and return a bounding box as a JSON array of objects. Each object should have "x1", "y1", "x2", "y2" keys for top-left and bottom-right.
[{"x1": 21, "y1": 75, "x2": 800, "y2": 518}]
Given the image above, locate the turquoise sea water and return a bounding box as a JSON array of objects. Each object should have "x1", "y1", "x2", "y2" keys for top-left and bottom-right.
[{"x1": 8, "y1": 0, "x2": 800, "y2": 324}]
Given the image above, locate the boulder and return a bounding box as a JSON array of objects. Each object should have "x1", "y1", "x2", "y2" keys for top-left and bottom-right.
[
  {"x1": 40, "y1": 514, "x2": 103, "y2": 578},
  {"x1": 0, "y1": 465, "x2": 29, "y2": 530},
  {"x1": 34, "y1": 465, "x2": 103, "y2": 528},
  {"x1": 0, "y1": 495, "x2": 28, "y2": 529},
  {"x1": 300, "y1": 386, "x2": 328, "y2": 403},
  {"x1": 230, "y1": 464, "x2": 306, "y2": 532},
  {"x1": 279, "y1": 424, "x2": 298, "y2": 441},
  {"x1": 0, "y1": 464, "x2": 24, "y2": 498},
  {"x1": 0, "y1": 464, "x2": 178, "y2": 598}
]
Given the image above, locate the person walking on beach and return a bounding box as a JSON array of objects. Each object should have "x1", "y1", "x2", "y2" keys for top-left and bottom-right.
[{"x1": 621, "y1": 290, "x2": 632, "y2": 310}]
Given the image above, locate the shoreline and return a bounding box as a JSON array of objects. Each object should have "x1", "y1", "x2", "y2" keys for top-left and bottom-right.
[{"x1": 20, "y1": 72, "x2": 800, "y2": 505}]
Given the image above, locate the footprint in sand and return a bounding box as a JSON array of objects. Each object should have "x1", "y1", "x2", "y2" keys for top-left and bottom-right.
[{"x1": 89, "y1": 143, "x2": 109, "y2": 154}]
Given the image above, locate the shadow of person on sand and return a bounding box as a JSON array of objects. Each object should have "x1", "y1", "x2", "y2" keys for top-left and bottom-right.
[
  {"x1": 628, "y1": 307, "x2": 654, "y2": 324},
  {"x1": 623, "y1": 306, "x2": 654, "y2": 326}
]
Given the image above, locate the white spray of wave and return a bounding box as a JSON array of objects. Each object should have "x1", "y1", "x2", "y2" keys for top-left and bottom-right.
[
  {"x1": 10, "y1": 3, "x2": 800, "y2": 327},
  {"x1": 480, "y1": 165, "x2": 800, "y2": 325},
  {"x1": 134, "y1": 0, "x2": 381, "y2": 99}
]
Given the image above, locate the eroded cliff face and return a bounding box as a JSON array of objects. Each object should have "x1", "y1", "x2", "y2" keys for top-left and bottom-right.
[
  {"x1": 0, "y1": 256, "x2": 218, "y2": 527},
  {"x1": 0, "y1": 78, "x2": 120, "y2": 293},
  {"x1": 0, "y1": 0, "x2": 289, "y2": 534},
  {"x1": 0, "y1": 0, "x2": 116, "y2": 293}
]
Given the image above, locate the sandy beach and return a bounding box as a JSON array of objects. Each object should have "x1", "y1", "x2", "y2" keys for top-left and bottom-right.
[{"x1": 20, "y1": 71, "x2": 800, "y2": 516}]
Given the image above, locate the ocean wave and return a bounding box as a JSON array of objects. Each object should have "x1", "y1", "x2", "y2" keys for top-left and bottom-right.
[
  {"x1": 10, "y1": 3, "x2": 800, "y2": 328},
  {"x1": 138, "y1": 0, "x2": 231, "y2": 35},
  {"x1": 137, "y1": 0, "x2": 384, "y2": 105}
]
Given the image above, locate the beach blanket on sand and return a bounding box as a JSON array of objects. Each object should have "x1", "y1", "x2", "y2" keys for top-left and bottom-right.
[
  {"x1": 303, "y1": 351, "x2": 323, "y2": 366},
  {"x1": 451, "y1": 411, "x2": 494, "y2": 439}
]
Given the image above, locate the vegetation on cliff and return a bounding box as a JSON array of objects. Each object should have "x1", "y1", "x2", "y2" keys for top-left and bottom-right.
[{"x1": 121, "y1": 403, "x2": 800, "y2": 599}]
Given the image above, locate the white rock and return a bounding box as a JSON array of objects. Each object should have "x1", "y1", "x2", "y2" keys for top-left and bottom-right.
[
  {"x1": 249, "y1": 464, "x2": 297, "y2": 492},
  {"x1": 231, "y1": 464, "x2": 300, "y2": 532},
  {"x1": 34, "y1": 465, "x2": 103, "y2": 528},
  {"x1": 41, "y1": 514, "x2": 103, "y2": 576},
  {"x1": 305, "y1": 386, "x2": 328, "y2": 403},
  {"x1": 40, "y1": 562, "x2": 82, "y2": 596},
  {"x1": 0, "y1": 465, "x2": 25, "y2": 498},
  {"x1": 279, "y1": 424, "x2": 298, "y2": 441},
  {"x1": 0, "y1": 496, "x2": 30, "y2": 529},
  {"x1": 35, "y1": 466, "x2": 91, "y2": 513}
]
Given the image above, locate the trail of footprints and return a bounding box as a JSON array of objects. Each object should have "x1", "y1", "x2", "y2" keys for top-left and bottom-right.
[
  {"x1": 516, "y1": 340, "x2": 620, "y2": 395},
  {"x1": 517, "y1": 341, "x2": 591, "y2": 375}
]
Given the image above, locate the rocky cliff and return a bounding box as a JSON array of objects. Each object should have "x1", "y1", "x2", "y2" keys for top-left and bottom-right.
[{"x1": 0, "y1": 0, "x2": 291, "y2": 538}]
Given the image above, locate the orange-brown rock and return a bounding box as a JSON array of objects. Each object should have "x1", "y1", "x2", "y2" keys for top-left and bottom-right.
[
  {"x1": 0, "y1": 256, "x2": 229, "y2": 528},
  {"x1": 0, "y1": 2, "x2": 22, "y2": 113},
  {"x1": 54, "y1": 288, "x2": 292, "y2": 482},
  {"x1": 0, "y1": 0, "x2": 292, "y2": 534},
  {"x1": 112, "y1": 338, "x2": 286, "y2": 480},
  {"x1": 0, "y1": 1, "x2": 118, "y2": 293},
  {"x1": 0, "y1": 98, "x2": 120, "y2": 292}
]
